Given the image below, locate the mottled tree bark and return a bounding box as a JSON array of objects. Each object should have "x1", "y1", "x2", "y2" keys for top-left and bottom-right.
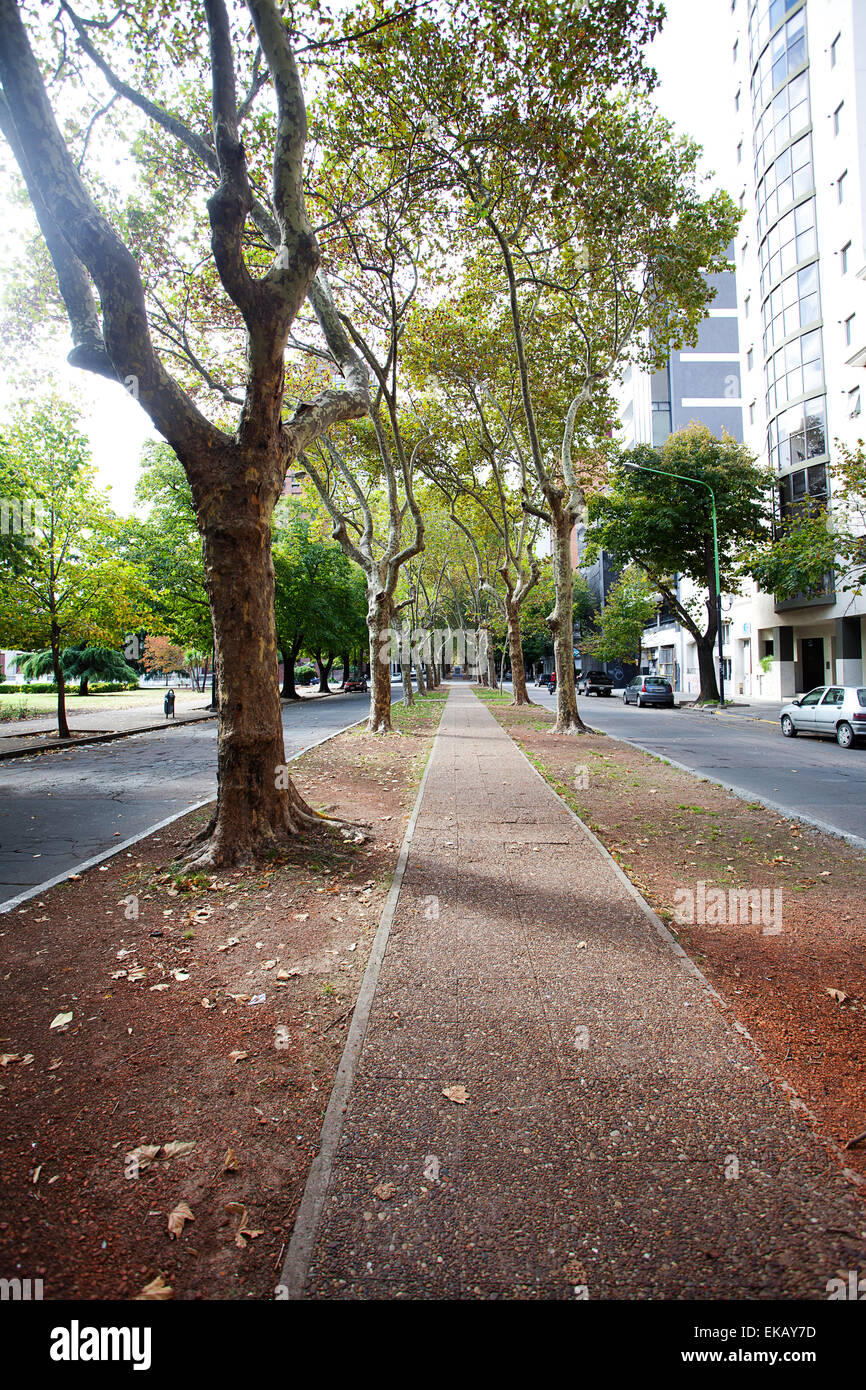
[
  {"x1": 548, "y1": 506, "x2": 588, "y2": 733},
  {"x1": 0, "y1": 0, "x2": 370, "y2": 865},
  {"x1": 368, "y1": 593, "x2": 394, "y2": 733},
  {"x1": 505, "y1": 596, "x2": 531, "y2": 705}
]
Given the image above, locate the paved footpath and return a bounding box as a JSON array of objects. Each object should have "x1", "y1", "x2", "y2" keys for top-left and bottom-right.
[{"x1": 298, "y1": 687, "x2": 865, "y2": 1299}]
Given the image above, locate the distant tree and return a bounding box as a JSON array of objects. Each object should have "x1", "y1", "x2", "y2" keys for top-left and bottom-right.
[
  {"x1": 142, "y1": 635, "x2": 187, "y2": 684},
  {"x1": 0, "y1": 397, "x2": 150, "y2": 736},
  {"x1": 585, "y1": 425, "x2": 771, "y2": 702},
  {"x1": 273, "y1": 502, "x2": 367, "y2": 698},
  {"x1": 581, "y1": 565, "x2": 658, "y2": 665},
  {"x1": 130, "y1": 444, "x2": 212, "y2": 657},
  {"x1": 20, "y1": 643, "x2": 139, "y2": 695}
]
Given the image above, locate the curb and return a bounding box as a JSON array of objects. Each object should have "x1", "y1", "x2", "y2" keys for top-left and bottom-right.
[
  {"x1": 600, "y1": 732, "x2": 866, "y2": 855},
  {"x1": 486, "y1": 692, "x2": 866, "y2": 1190},
  {"x1": 0, "y1": 710, "x2": 383, "y2": 916},
  {"x1": 0, "y1": 711, "x2": 217, "y2": 761},
  {"x1": 278, "y1": 696, "x2": 447, "y2": 1299}
]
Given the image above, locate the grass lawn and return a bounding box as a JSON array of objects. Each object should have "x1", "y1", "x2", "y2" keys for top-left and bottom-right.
[{"x1": 0, "y1": 688, "x2": 206, "y2": 721}]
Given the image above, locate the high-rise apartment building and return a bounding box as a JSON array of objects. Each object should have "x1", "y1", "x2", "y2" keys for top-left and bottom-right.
[{"x1": 728, "y1": 0, "x2": 866, "y2": 695}]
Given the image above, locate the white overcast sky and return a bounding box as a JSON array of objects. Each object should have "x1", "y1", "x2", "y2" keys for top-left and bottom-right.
[{"x1": 1, "y1": 0, "x2": 739, "y2": 515}]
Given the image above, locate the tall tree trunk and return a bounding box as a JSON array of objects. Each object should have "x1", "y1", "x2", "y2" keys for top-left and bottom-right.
[
  {"x1": 401, "y1": 661, "x2": 414, "y2": 705},
  {"x1": 506, "y1": 596, "x2": 532, "y2": 705},
  {"x1": 280, "y1": 636, "x2": 302, "y2": 699},
  {"x1": 50, "y1": 624, "x2": 70, "y2": 739},
  {"x1": 78, "y1": 674, "x2": 88, "y2": 696},
  {"x1": 314, "y1": 651, "x2": 333, "y2": 694},
  {"x1": 487, "y1": 630, "x2": 498, "y2": 689},
  {"x1": 415, "y1": 654, "x2": 427, "y2": 695},
  {"x1": 696, "y1": 635, "x2": 721, "y2": 703},
  {"x1": 187, "y1": 498, "x2": 316, "y2": 869},
  {"x1": 549, "y1": 509, "x2": 588, "y2": 734},
  {"x1": 340, "y1": 650, "x2": 350, "y2": 689},
  {"x1": 367, "y1": 592, "x2": 393, "y2": 734},
  {"x1": 209, "y1": 646, "x2": 218, "y2": 710}
]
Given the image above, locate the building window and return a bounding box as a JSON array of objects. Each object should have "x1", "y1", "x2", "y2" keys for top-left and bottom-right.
[
  {"x1": 842, "y1": 241, "x2": 851, "y2": 274},
  {"x1": 838, "y1": 170, "x2": 847, "y2": 203},
  {"x1": 733, "y1": 39, "x2": 738, "y2": 63},
  {"x1": 745, "y1": 293, "x2": 750, "y2": 317},
  {"x1": 831, "y1": 33, "x2": 840, "y2": 67},
  {"x1": 747, "y1": 347, "x2": 754, "y2": 370},
  {"x1": 845, "y1": 315, "x2": 855, "y2": 346},
  {"x1": 849, "y1": 386, "x2": 861, "y2": 418},
  {"x1": 737, "y1": 140, "x2": 743, "y2": 165},
  {"x1": 768, "y1": 395, "x2": 827, "y2": 472},
  {"x1": 766, "y1": 328, "x2": 823, "y2": 413},
  {"x1": 833, "y1": 102, "x2": 844, "y2": 135},
  {"x1": 750, "y1": 401, "x2": 756, "y2": 425},
  {"x1": 735, "y1": 88, "x2": 741, "y2": 112}
]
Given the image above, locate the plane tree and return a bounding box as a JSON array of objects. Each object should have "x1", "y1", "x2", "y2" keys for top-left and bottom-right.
[
  {"x1": 328, "y1": 6, "x2": 740, "y2": 730},
  {"x1": 0, "y1": 0, "x2": 378, "y2": 864}
]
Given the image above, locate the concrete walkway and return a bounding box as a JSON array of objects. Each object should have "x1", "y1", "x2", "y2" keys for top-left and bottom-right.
[{"x1": 297, "y1": 686, "x2": 864, "y2": 1299}]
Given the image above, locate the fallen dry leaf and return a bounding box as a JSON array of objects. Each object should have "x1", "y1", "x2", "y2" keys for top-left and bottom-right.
[
  {"x1": 162, "y1": 1140, "x2": 195, "y2": 1160},
  {"x1": 826, "y1": 988, "x2": 849, "y2": 1004},
  {"x1": 0, "y1": 1054, "x2": 23, "y2": 1066},
  {"x1": 221, "y1": 1148, "x2": 240, "y2": 1174},
  {"x1": 373, "y1": 1181, "x2": 396, "y2": 1200},
  {"x1": 442, "y1": 1085, "x2": 468, "y2": 1104},
  {"x1": 49, "y1": 1011, "x2": 73, "y2": 1031},
  {"x1": 167, "y1": 1201, "x2": 194, "y2": 1239},
  {"x1": 229, "y1": 1050, "x2": 248, "y2": 1064},
  {"x1": 126, "y1": 1144, "x2": 160, "y2": 1172},
  {"x1": 136, "y1": 1273, "x2": 173, "y2": 1300},
  {"x1": 224, "y1": 1201, "x2": 264, "y2": 1247}
]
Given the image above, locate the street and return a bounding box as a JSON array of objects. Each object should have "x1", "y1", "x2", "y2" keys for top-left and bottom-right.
[
  {"x1": 526, "y1": 685, "x2": 866, "y2": 844},
  {"x1": 0, "y1": 689, "x2": 388, "y2": 907}
]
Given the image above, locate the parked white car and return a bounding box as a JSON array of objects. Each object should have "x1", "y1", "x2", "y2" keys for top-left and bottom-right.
[{"x1": 779, "y1": 686, "x2": 866, "y2": 748}]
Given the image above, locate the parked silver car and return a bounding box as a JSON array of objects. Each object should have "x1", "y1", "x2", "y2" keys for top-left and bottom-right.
[
  {"x1": 780, "y1": 685, "x2": 866, "y2": 748},
  {"x1": 622, "y1": 675, "x2": 674, "y2": 708}
]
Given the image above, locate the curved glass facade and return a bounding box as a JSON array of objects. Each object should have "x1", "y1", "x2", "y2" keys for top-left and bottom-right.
[{"x1": 748, "y1": 0, "x2": 828, "y2": 490}]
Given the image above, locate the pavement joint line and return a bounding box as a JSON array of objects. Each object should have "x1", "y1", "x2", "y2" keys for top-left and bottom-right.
[
  {"x1": 488, "y1": 692, "x2": 866, "y2": 1191},
  {"x1": 594, "y1": 730, "x2": 866, "y2": 854},
  {"x1": 0, "y1": 712, "x2": 373, "y2": 915},
  {"x1": 279, "y1": 699, "x2": 446, "y2": 1300}
]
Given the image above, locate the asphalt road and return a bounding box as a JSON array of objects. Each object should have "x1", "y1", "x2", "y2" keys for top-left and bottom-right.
[
  {"x1": 525, "y1": 684, "x2": 866, "y2": 845},
  {"x1": 0, "y1": 689, "x2": 391, "y2": 908}
]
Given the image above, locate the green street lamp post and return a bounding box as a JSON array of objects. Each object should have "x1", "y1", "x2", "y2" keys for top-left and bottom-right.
[{"x1": 620, "y1": 459, "x2": 726, "y2": 706}]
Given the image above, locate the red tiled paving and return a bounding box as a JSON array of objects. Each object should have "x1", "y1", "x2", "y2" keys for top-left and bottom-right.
[{"x1": 300, "y1": 687, "x2": 865, "y2": 1299}]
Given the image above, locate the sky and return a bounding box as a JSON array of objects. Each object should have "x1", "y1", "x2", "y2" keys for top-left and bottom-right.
[{"x1": 0, "y1": 0, "x2": 741, "y2": 516}]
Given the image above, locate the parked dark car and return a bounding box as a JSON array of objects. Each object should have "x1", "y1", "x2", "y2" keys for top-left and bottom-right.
[
  {"x1": 344, "y1": 676, "x2": 368, "y2": 693},
  {"x1": 622, "y1": 675, "x2": 674, "y2": 708},
  {"x1": 577, "y1": 670, "x2": 614, "y2": 696}
]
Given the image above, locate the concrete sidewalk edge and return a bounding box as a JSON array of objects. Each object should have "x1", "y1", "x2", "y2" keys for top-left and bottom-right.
[
  {"x1": 279, "y1": 702, "x2": 446, "y2": 1300},
  {"x1": 595, "y1": 729, "x2": 866, "y2": 855},
  {"x1": 508, "y1": 703, "x2": 866, "y2": 1191}
]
